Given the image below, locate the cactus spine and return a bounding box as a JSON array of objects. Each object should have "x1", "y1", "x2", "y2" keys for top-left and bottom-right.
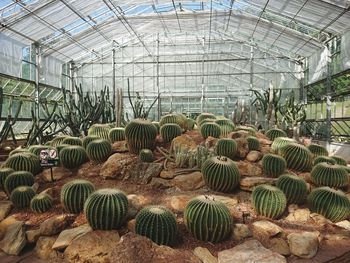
[
  {"x1": 314, "y1": 156, "x2": 336, "y2": 166},
  {"x1": 139, "y1": 149, "x2": 154, "y2": 163},
  {"x1": 0, "y1": 168, "x2": 14, "y2": 190},
  {"x1": 307, "y1": 144, "x2": 328, "y2": 157},
  {"x1": 82, "y1": 135, "x2": 100, "y2": 149},
  {"x1": 271, "y1": 137, "x2": 296, "y2": 154},
  {"x1": 160, "y1": 123, "x2": 182, "y2": 143},
  {"x1": 247, "y1": 136, "x2": 260, "y2": 151},
  {"x1": 4, "y1": 152, "x2": 41, "y2": 175},
  {"x1": 196, "y1": 113, "x2": 216, "y2": 126},
  {"x1": 330, "y1": 155, "x2": 347, "y2": 166},
  {"x1": 265, "y1": 128, "x2": 287, "y2": 141},
  {"x1": 280, "y1": 143, "x2": 312, "y2": 172},
  {"x1": 88, "y1": 124, "x2": 111, "y2": 140},
  {"x1": 62, "y1": 137, "x2": 83, "y2": 146},
  {"x1": 200, "y1": 123, "x2": 221, "y2": 139}
]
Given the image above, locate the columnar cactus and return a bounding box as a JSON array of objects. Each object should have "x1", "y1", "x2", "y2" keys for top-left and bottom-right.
[
  {"x1": 108, "y1": 128, "x2": 126, "y2": 142},
  {"x1": 307, "y1": 187, "x2": 350, "y2": 222},
  {"x1": 201, "y1": 156, "x2": 240, "y2": 192},
  {"x1": 139, "y1": 149, "x2": 154, "y2": 163},
  {"x1": 30, "y1": 193, "x2": 53, "y2": 213},
  {"x1": 330, "y1": 155, "x2": 347, "y2": 166},
  {"x1": 84, "y1": 188, "x2": 128, "y2": 230},
  {"x1": 262, "y1": 154, "x2": 287, "y2": 178},
  {"x1": 184, "y1": 195, "x2": 232, "y2": 243},
  {"x1": 82, "y1": 135, "x2": 100, "y2": 149},
  {"x1": 307, "y1": 144, "x2": 328, "y2": 157},
  {"x1": 200, "y1": 123, "x2": 221, "y2": 139},
  {"x1": 186, "y1": 118, "x2": 195, "y2": 130},
  {"x1": 125, "y1": 119, "x2": 157, "y2": 154},
  {"x1": 59, "y1": 146, "x2": 87, "y2": 169},
  {"x1": 86, "y1": 139, "x2": 112, "y2": 163},
  {"x1": 310, "y1": 163, "x2": 348, "y2": 188},
  {"x1": 271, "y1": 137, "x2": 296, "y2": 154},
  {"x1": 252, "y1": 184, "x2": 287, "y2": 219},
  {"x1": 4, "y1": 171, "x2": 35, "y2": 195},
  {"x1": 215, "y1": 138, "x2": 237, "y2": 160},
  {"x1": 279, "y1": 143, "x2": 312, "y2": 172},
  {"x1": 196, "y1": 113, "x2": 216, "y2": 126},
  {"x1": 10, "y1": 186, "x2": 35, "y2": 208},
  {"x1": 160, "y1": 123, "x2": 182, "y2": 143},
  {"x1": 265, "y1": 128, "x2": 287, "y2": 141},
  {"x1": 88, "y1": 124, "x2": 111, "y2": 140},
  {"x1": 50, "y1": 135, "x2": 67, "y2": 147},
  {"x1": 247, "y1": 136, "x2": 260, "y2": 151},
  {"x1": 61, "y1": 179, "x2": 95, "y2": 213},
  {"x1": 314, "y1": 156, "x2": 336, "y2": 166},
  {"x1": 0, "y1": 168, "x2": 14, "y2": 190},
  {"x1": 276, "y1": 174, "x2": 308, "y2": 204},
  {"x1": 160, "y1": 113, "x2": 187, "y2": 130},
  {"x1": 62, "y1": 136, "x2": 83, "y2": 146},
  {"x1": 4, "y1": 152, "x2": 41, "y2": 175},
  {"x1": 135, "y1": 205, "x2": 177, "y2": 245}
]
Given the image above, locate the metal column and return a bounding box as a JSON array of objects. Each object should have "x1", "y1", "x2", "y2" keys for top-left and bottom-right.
[
  {"x1": 34, "y1": 43, "x2": 40, "y2": 142},
  {"x1": 156, "y1": 34, "x2": 161, "y2": 120},
  {"x1": 69, "y1": 61, "x2": 76, "y2": 93},
  {"x1": 249, "y1": 44, "x2": 254, "y2": 124},
  {"x1": 200, "y1": 37, "x2": 205, "y2": 112},
  {"x1": 112, "y1": 48, "x2": 116, "y2": 122},
  {"x1": 326, "y1": 46, "x2": 332, "y2": 150}
]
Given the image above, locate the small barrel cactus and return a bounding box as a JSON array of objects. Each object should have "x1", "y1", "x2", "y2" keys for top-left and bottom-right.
[
  {"x1": 247, "y1": 136, "x2": 260, "y2": 151},
  {"x1": 151, "y1": 122, "x2": 160, "y2": 134},
  {"x1": 30, "y1": 193, "x2": 53, "y2": 213},
  {"x1": 310, "y1": 163, "x2": 348, "y2": 188},
  {"x1": 202, "y1": 156, "x2": 240, "y2": 192},
  {"x1": 4, "y1": 152, "x2": 41, "y2": 175},
  {"x1": 135, "y1": 205, "x2": 177, "y2": 245},
  {"x1": 276, "y1": 174, "x2": 308, "y2": 204},
  {"x1": 59, "y1": 146, "x2": 87, "y2": 169},
  {"x1": 314, "y1": 156, "x2": 336, "y2": 166},
  {"x1": 252, "y1": 184, "x2": 287, "y2": 219},
  {"x1": 82, "y1": 136, "x2": 100, "y2": 149},
  {"x1": 235, "y1": 125, "x2": 256, "y2": 136},
  {"x1": 62, "y1": 137, "x2": 83, "y2": 146},
  {"x1": 10, "y1": 186, "x2": 35, "y2": 208},
  {"x1": 160, "y1": 113, "x2": 187, "y2": 130},
  {"x1": 84, "y1": 188, "x2": 128, "y2": 230},
  {"x1": 160, "y1": 123, "x2": 182, "y2": 143},
  {"x1": 196, "y1": 113, "x2": 216, "y2": 126},
  {"x1": 9, "y1": 148, "x2": 29, "y2": 156},
  {"x1": 262, "y1": 154, "x2": 286, "y2": 178},
  {"x1": 280, "y1": 143, "x2": 312, "y2": 172},
  {"x1": 0, "y1": 168, "x2": 14, "y2": 190},
  {"x1": 215, "y1": 138, "x2": 237, "y2": 160},
  {"x1": 215, "y1": 119, "x2": 235, "y2": 136},
  {"x1": 199, "y1": 118, "x2": 216, "y2": 127},
  {"x1": 61, "y1": 179, "x2": 95, "y2": 213},
  {"x1": 88, "y1": 124, "x2": 111, "y2": 140},
  {"x1": 125, "y1": 119, "x2": 157, "y2": 154},
  {"x1": 28, "y1": 145, "x2": 54, "y2": 156},
  {"x1": 265, "y1": 128, "x2": 287, "y2": 141},
  {"x1": 4, "y1": 171, "x2": 35, "y2": 195},
  {"x1": 200, "y1": 123, "x2": 221, "y2": 139},
  {"x1": 86, "y1": 139, "x2": 112, "y2": 163},
  {"x1": 108, "y1": 128, "x2": 125, "y2": 142},
  {"x1": 271, "y1": 137, "x2": 296, "y2": 154},
  {"x1": 184, "y1": 195, "x2": 232, "y2": 243},
  {"x1": 186, "y1": 118, "x2": 195, "y2": 131},
  {"x1": 307, "y1": 144, "x2": 328, "y2": 157},
  {"x1": 307, "y1": 187, "x2": 350, "y2": 222},
  {"x1": 50, "y1": 136, "x2": 67, "y2": 147},
  {"x1": 330, "y1": 155, "x2": 347, "y2": 166},
  {"x1": 139, "y1": 149, "x2": 154, "y2": 162}
]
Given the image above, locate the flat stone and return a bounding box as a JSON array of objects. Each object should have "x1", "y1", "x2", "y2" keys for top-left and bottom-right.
[
  {"x1": 112, "y1": 141, "x2": 128, "y2": 152},
  {"x1": 39, "y1": 167, "x2": 72, "y2": 182},
  {"x1": 32, "y1": 182, "x2": 40, "y2": 193},
  {"x1": 194, "y1": 247, "x2": 218, "y2": 263},
  {"x1": 124, "y1": 162, "x2": 163, "y2": 184},
  {"x1": 35, "y1": 236, "x2": 58, "y2": 260},
  {"x1": 309, "y1": 213, "x2": 332, "y2": 226},
  {"x1": 246, "y1": 151, "x2": 263, "y2": 162},
  {"x1": 236, "y1": 161, "x2": 263, "y2": 177},
  {"x1": 52, "y1": 225, "x2": 92, "y2": 250},
  {"x1": 150, "y1": 178, "x2": 174, "y2": 189},
  {"x1": 234, "y1": 138, "x2": 249, "y2": 158},
  {"x1": 240, "y1": 177, "x2": 277, "y2": 191},
  {"x1": 252, "y1": 220, "x2": 284, "y2": 239},
  {"x1": 0, "y1": 220, "x2": 26, "y2": 255},
  {"x1": 127, "y1": 194, "x2": 150, "y2": 210},
  {"x1": 100, "y1": 153, "x2": 137, "y2": 179},
  {"x1": 232, "y1": 223, "x2": 252, "y2": 241},
  {"x1": 127, "y1": 219, "x2": 136, "y2": 233},
  {"x1": 287, "y1": 231, "x2": 319, "y2": 259},
  {"x1": 285, "y1": 208, "x2": 310, "y2": 223},
  {"x1": 269, "y1": 238, "x2": 290, "y2": 256},
  {"x1": 0, "y1": 201, "x2": 12, "y2": 221},
  {"x1": 171, "y1": 134, "x2": 197, "y2": 152},
  {"x1": 166, "y1": 195, "x2": 193, "y2": 212},
  {"x1": 335, "y1": 220, "x2": 350, "y2": 231},
  {"x1": 160, "y1": 170, "x2": 176, "y2": 179},
  {"x1": 173, "y1": 171, "x2": 205, "y2": 191}
]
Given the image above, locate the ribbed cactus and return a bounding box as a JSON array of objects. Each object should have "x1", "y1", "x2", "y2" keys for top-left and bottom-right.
[
  {"x1": 271, "y1": 137, "x2": 296, "y2": 154},
  {"x1": 28, "y1": 145, "x2": 54, "y2": 156},
  {"x1": 4, "y1": 152, "x2": 41, "y2": 175},
  {"x1": 265, "y1": 128, "x2": 287, "y2": 141},
  {"x1": 86, "y1": 139, "x2": 112, "y2": 163},
  {"x1": 215, "y1": 119, "x2": 235, "y2": 136},
  {"x1": 276, "y1": 174, "x2": 308, "y2": 204},
  {"x1": 310, "y1": 163, "x2": 348, "y2": 188},
  {"x1": 184, "y1": 195, "x2": 232, "y2": 243},
  {"x1": 4, "y1": 171, "x2": 35, "y2": 195},
  {"x1": 108, "y1": 128, "x2": 125, "y2": 142},
  {"x1": 280, "y1": 143, "x2": 312, "y2": 172},
  {"x1": 151, "y1": 122, "x2": 160, "y2": 134},
  {"x1": 62, "y1": 136, "x2": 83, "y2": 146},
  {"x1": 125, "y1": 119, "x2": 157, "y2": 154},
  {"x1": 215, "y1": 138, "x2": 237, "y2": 160},
  {"x1": 88, "y1": 124, "x2": 111, "y2": 140},
  {"x1": 307, "y1": 187, "x2": 350, "y2": 222},
  {"x1": 200, "y1": 123, "x2": 221, "y2": 139},
  {"x1": 160, "y1": 123, "x2": 182, "y2": 143},
  {"x1": 139, "y1": 149, "x2": 154, "y2": 162},
  {"x1": 262, "y1": 154, "x2": 286, "y2": 178},
  {"x1": 135, "y1": 206, "x2": 177, "y2": 245},
  {"x1": 82, "y1": 135, "x2": 100, "y2": 149},
  {"x1": 235, "y1": 126, "x2": 256, "y2": 136},
  {"x1": 307, "y1": 144, "x2": 328, "y2": 157},
  {"x1": 10, "y1": 186, "x2": 35, "y2": 208},
  {"x1": 247, "y1": 136, "x2": 260, "y2": 151},
  {"x1": 50, "y1": 136, "x2": 67, "y2": 147},
  {"x1": 187, "y1": 118, "x2": 195, "y2": 130},
  {"x1": 199, "y1": 118, "x2": 216, "y2": 127},
  {"x1": 331, "y1": 155, "x2": 347, "y2": 166},
  {"x1": 61, "y1": 179, "x2": 95, "y2": 213},
  {"x1": 252, "y1": 184, "x2": 287, "y2": 219},
  {"x1": 196, "y1": 113, "x2": 216, "y2": 126},
  {"x1": 0, "y1": 168, "x2": 14, "y2": 190},
  {"x1": 84, "y1": 188, "x2": 128, "y2": 230},
  {"x1": 201, "y1": 156, "x2": 240, "y2": 192},
  {"x1": 9, "y1": 148, "x2": 29, "y2": 156},
  {"x1": 160, "y1": 113, "x2": 187, "y2": 130},
  {"x1": 30, "y1": 193, "x2": 53, "y2": 213},
  {"x1": 314, "y1": 156, "x2": 336, "y2": 166},
  {"x1": 59, "y1": 146, "x2": 87, "y2": 169}
]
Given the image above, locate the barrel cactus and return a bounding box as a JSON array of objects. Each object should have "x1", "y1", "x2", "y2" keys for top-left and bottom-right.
[
  {"x1": 82, "y1": 135, "x2": 100, "y2": 149},
  {"x1": 280, "y1": 143, "x2": 312, "y2": 172},
  {"x1": 135, "y1": 205, "x2": 177, "y2": 245},
  {"x1": 86, "y1": 139, "x2": 112, "y2": 163},
  {"x1": 235, "y1": 125, "x2": 256, "y2": 136},
  {"x1": 10, "y1": 186, "x2": 35, "y2": 208},
  {"x1": 108, "y1": 128, "x2": 125, "y2": 142},
  {"x1": 265, "y1": 128, "x2": 287, "y2": 141},
  {"x1": 4, "y1": 171, "x2": 35, "y2": 195},
  {"x1": 314, "y1": 156, "x2": 336, "y2": 166},
  {"x1": 187, "y1": 118, "x2": 195, "y2": 130},
  {"x1": 330, "y1": 155, "x2": 347, "y2": 166},
  {"x1": 307, "y1": 144, "x2": 328, "y2": 157},
  {"x1": 196, "y1": 113, "x2": 216, "y2": 126},
  {"x1": 199, "y1": 118, "x2": 216, "y2": 127},
  {"x1": 139, "y1": 149, "x2": 154, "y2": 163},
  {"x1": 201, "y1": 156, "x2": 240, "y2": 192},
  {"x1": 184, "y1": 195, "x2": 232, "y2": 243},
  {"x1": 84, "y1": 188, "x2": 128, "y2": 230},
  {"x1": 200, "y1": 123, "x2": 221, "y2": 139},
  {"x1": 215, "y1": 138, "x2": 237, "y2": 160},
  {"x1": 125, "y1": 119, "x2": 157, "y2": 154},
  {"x1": 252, "y1": 184, "x2": 287, "y2": 219},
  {"x1": 50, "y1": 136, "x2": 67, "y2": 147},
  {"x1": 30, "y1": 193, "x2": 53, "y2": 213},
  {"x1": 247, "y1": 136, "x2": 260, "y2": 151},
  {"x1": 62, "y1": 137, "x2": 82, "y2": 146},
  {"x1": 4, "y1": 152, "x2": 41, "y2": 175},
  {"x1": 160, "y1": 113, "x2": 187, "y2": 130},
  {"x1": 215, "y1": 119, "x2": 235, "y2": 136},
  {"x1": 28, "y1": 145, "x2": 54, "y2": 156},
  {"x1": 160, "y1": 123, "x2": 182, "y2": 143},
  {"x1": 59, "y1": 146, "x2": 87, "y2": 169},
  {"x1": 0, "y1": 168, "x2": 14, "y2": 190},
  {"x1": 307, "y1": 187, "x2": 350, "y2": 222},
  {"x1": 9, "y1": 148, "x2": 29, "y2": 156},
  {"x1": 262, "y1": 154, "x2": 286, "y2": 178},
  {"x1": 310, "y1": 163, "x2": 348, "y2": 188},
  {"x1": 271, "y1": 137, "x2": 296, "y2": 154},
  {"x1": 276, "y1": 174, "x2": 308, "y2": 204},
  {"x1": 88, "y1": 124, "x2": 111, "y2": 140},
  {"x1": 151, "y1": 122, "x2": 160, "y2": 134}
]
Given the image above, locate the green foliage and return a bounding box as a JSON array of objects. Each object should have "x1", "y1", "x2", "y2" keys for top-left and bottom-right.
[
  {"x1": 62, "y1": 136, "x2": 83, "y2": 146},
  {"x1": 82, "y1": 135, "x2": 100, "y2": 149},
  {"x1": 330, "y1": 155, "x2": 347, "y2": 166},
  {"x1": 160, "y1": 113, "x2": 188, "y2": 130},
  {"x1": 215, "y1": 138, "x2": 237, "y2": 160},
  {"x1": 108, "y1": 128, "x2": 125, "y2": 142},
  {"x1": 307, "y1": 144, "x2": 328, "y2": 157},
  {"x1": 196, "y1": 113, "x2": 216, "y2": 126},
  {"x1": 0, "y1": 168, "x2": 14, "y2": 190},
  {"x1": 59, "y1": 146, "x2": 87, "y2": 169},
  {"x1": 276, "y1": 174, "x2": 308, "y2": 204},
  {"x1": 184, "y1": 195, "x2": 232, "y2": 243},
  {"x1": 125, "y1": 119, "x2": 157, "y2": 154},
  {"x1": 88, "y1": 124, "x2": 111, "y2": 140},
  {"x1": 10, "y1": 186, "x2": 35, "y2": 208},
  {"x1": 310, "y1": 163, "x2": 348, "y2": 188},
  {"x1": 4, "y1": 171, "x2": 34, "y2": 195},
  {"x1": 280, "y1": 143, "x2": 312, "y2": 172},
  {"x1": 160, "y1": 123, "x2": 182, "y2": 143},
  {"x1": 200, "y1": 123, "x2": 221, "y2": 139},
  {"x1": 271, "y1": 137, "x2": 296, "y2": 154},
  {"x1": 30, "y1": 193, "x2": 53, "y2": 213},
  {"x1": 135, "y1": 206, "x2": 177, "y2": 245},
  {"x1": 86, "y1": 139, "x2": 112, "y2": 163},
  {"x1": 84, "y1": 188, "x2": 128, "y2": 230},
  {"x1": 262, "y1": 154, "x2": 286, "y2": 178},
  {"x1": 247, "y1": 136, "x2": 260, "y2": 151},
  {"x1": 139, "y1": 149, "x2": 154, "y2": 163},
  {"x1": 314, "y1": 156, "x2": 336, "y2": 166},
  {"x1": 265, "y1": 128, "x2": 287, "y2": 141},
  {"x1": 4, "y1": 152, "x2": 41, "y2": 175},
  {"x1": 279, "y1": 91, "x2": 306, "y2": 126}
]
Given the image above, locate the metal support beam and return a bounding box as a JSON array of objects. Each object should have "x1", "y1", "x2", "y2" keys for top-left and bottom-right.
[
  {"x1": 112, "y1": 48, "x2": 116, "y2": 119},
  {"x1": 326, "y1": 46, "x2": 332, "y2": 149},
  {"x1": 156, "y1": 34, "x2": 161, "y2": 120},
  {"x1": 34, "y1": 43, "x2": 41, "y2": 143}
]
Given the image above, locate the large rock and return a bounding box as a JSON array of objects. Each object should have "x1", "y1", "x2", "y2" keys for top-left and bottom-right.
[
  {"x1": 287, "y1": 231, "x2": 319, "y2": 259},
  {"x1": 228, "y1": 131, "x2": 251, "y2": 139},
  {"x1": 160, "y1": 170, "x2": 176, "y2": 179},
  {"x1": 335, "y1": 220, "x2": 350, "y2": 231},
  {"x1": 171, "y1": 134, "x2": 197, "y2": 152},
  {"x1": 246, "y1": 151, "x2": 263, "y2": 162},
  {"x1": 112, "y1": 140, "x2": 128, "y2": 152},
  {"x1": 204, "y1": 136, "x2": 218, "y2": 149},
  {"x1": 234, "y1": 138, "x2": 249, "y2": 158},
  {"x1": 52, "y1": 225, "x2": 92, "y2": 250},
  {"x1": 77, "y1": 162, "x2": 101, "y2": 178},
  {"x1": 252, "y1": 220, "x2": 284, "y2": 239},
  {"x1": 232, "y1": 223, "x2": 252, "y2": 241},
  {"x1": 35, "y1": 236, "x2": 58, "y2": 260},
  {"x1": 0, "y1": 220, "x2": 26, "y2": 255},
  {"x1": 173, "y1": 171, "x2": 205, "y2": 191},
  {"x1": 309, "y1": 213, "x2": 332, "y2": 226},
  {"x1": 127, "y1": 194, "x2": 150, "y2": 210},
  {"x1": 269, "y1": 238, "x2": 290, "y2": 256},
  {"x1": 240, "y1": 177, "x2": 277, "y2": 191},
  {"x1": 124, "y1": 161, "x2": 163, "y2": 184},
  {"x1": 260, "y1": 145, "x2": 271, "y2": 155},
  {"x1": 100, "y1": 153, "x2": 137, "y2": 179},
  {"x1": 166, "y1": 195, "x2": 194, "y2": 212},
  {"x1": 285, "y1": 208, "x2": 310, "y2": 223},
  {"x1": 194, "y1": 247, "x2": 217, "y2": 263},
  {"x1": 39, "y1": 167, "x2": 72, "y2": 182},
  {"x1": 150, "y1": 178, "x2": 174, "y2": 189},
  {"x1": 236, "y1": 161, "x2": 263, "y2": 177},
  {"x1": 218, "y1": 239, "x2": 286, "y2": 263},
  {"x1": 0, "y1": 201, "x2": 12, "y2": 221}
]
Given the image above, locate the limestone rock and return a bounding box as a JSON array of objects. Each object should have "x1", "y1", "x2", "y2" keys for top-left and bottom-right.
[
  {"x1": 150, "y1": 178, "x2": 174, "y2": 189},
  {"x1": 194, "y1": 247, "x2": 218, "y2": 263},
  {"x1": 39, "y1": 167, "x2": 72, "y2": 182},
  {"x1": 0, "y1": 220, "x2": 26, "y2": 255},
  {"x1": 228, "y1": 131, "x2": 251, "y2": 139},
  {"x1": 310, "y1": 213, "x2": 332, "y2": 226},
  {"x1": 240, "y1": 177, "x2": 277, "y2": 191},
  {"x1": 166, "y1": 195, "x2": 193, "y2": 212},
  {"x1": 100, "y1": 153, "x2": 137, "y2": 179},
  {"x1": 173, "y1": 171, "x2": 205, "y2": 191},
  {"x1": 125, "y1": 161, "x2": 163, "y2": 184},
  {"x1": 260, "y1": 145, "x2": 271, "y2": 155},
  {"x1": 218, "y1": 239, "x2": 286, "y2": 263},
  {"x1": 0, "y1": 201, "x2": 12, "y2": 221},
  {"x1": 160, "y1": 170, "x2": 176, "y2": 179},
  {"x1": 269, "y1": 238, "x2": 290, "y2": 256},
  {"x1": 285, "y1": 208, "x2": 310, "y2": 223},
  {"x1": 234, "y1": 138, "x2": 249, "y2": 158},
  {"x1": 112, "y1": 140, "x2": 128, "y2": 152},
  {"x1": 246, "y1": 151, "x2": 263, "y2": 162},
  {"x1": 232, "y1": 223, "x2": 252, "y2": 241},
  {"x1": 127, "y1": 219, "x2": 136, "y2": 233},
  {"x1": 171, "y1": 134, "x2": 197, "y2": 152},
  {"x1": 77, "y1": 162, "x2": 101, "y2": 178},
  {"x1": 35, "y1": 236, "x2": 58, "y2": 260},
  {"x1": 287, "y1": 231, "x2": 319, "y2": 259},
  {"x1": 32, "y1": 182, "x2": 40, "y2": 193},
  {"x1": 52, "y1": 225, "x2": 92, "y2": 250},
  {"x1": 127, "y1": 194, "x2": 150, "y2": 210},
  {"x1": 335, "y1": 220, "x2": 350, "y2": 231},
  {"x1": 252, "y1": 220, "x2": 283, "y2": 239},
  {"x1": 204, "y1": 136, "x2": 218, "y2": 149},
  {"x1": 236, "y1": 161, "x2": 263, "y2": 177}
]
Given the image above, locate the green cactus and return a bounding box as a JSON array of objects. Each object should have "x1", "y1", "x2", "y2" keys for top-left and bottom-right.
[
  {"x1": 151, "y1": 122, "x2": 160, "y2": 134},
  {"x1": 310, "y1": 163, "x2": 348, "y2": 188},
  {"x1": 314, "y1": 156, "x2": 336, "y2": 166},
  {"x1": 235, "y1": 125, "x2": 256, "y2": 136},
  {"x1": 30, "y1": 193, "x2": 53, "y2": 213},
  {"x1": 201, "y1": 156, "x2": 240, "y2": 192},
  {"x1": 262, "y1": 154, "x2": 287, "y2": 178},
  {"x1": 62, "y1": 136, "x2": 83, "y2": 146},
  {"x1": 139, "y1": 149, "x2": 154, "y2": 163},
  {"x1": 61, "y1": 179, "x2": 95, "y2": 214},
  {"x1": 108, "y1": 128, "x2": 125, "y2": 142},
  {"x1": 330, "y1": 155, "x2": 347, "y2": 166},
  {"x1": 125, "y1": 119, "x2": 157, "y2": 154},
  {"x1": 307, "y1": 187, "x2": 350, "y2": 222},
  {"x1": 186, "y1": 118, "x2": 195, "y2": 131},
  {"x1": 307, "y1": 144, "x2": 328, "y2": 157},
  {"x1": 84, "y1": 188, "x2": 128, "y2": 230},
  {"x1": 59, "y1": 146, "x2": 87, "y2": 169},
  {"x1": 86, "y1": 139, "x2": 112, "y2": 163},
  {"x1": 4, "y1": 152, "x2": 41, "y2": 175},
  {"x1": 88, "y1": 124, "x2": 111, "y2": 140},
  {"x1": 200, "y1": 123, "x2": 221, "y2": 139},
  {"x1": 0, "y1": 168, "x2": 14, "y2": 190},
  {"x1": 160, "y1": 123, "x2": 182, "y2": 143},
  {"x1": 247, "y1": 136, "x2": 260, "y2": 151},
  {"x1": 196, "y1": 113, "x2": 216, "y2": 126},
  {"x1": 276, "y1": 174, "x2": 308, "y2": 204},
  {"x1": 135, "y1": 205, "x2": 177, "y2": 245},
  {"x1": 252, "y1": 184, "x2": 287, "y2": 219},
  {"x1": 265, "y1": 128, "x2": 287, "y2": 141},
  {"x1": 215, "y1": 119, "x2": 235, "y2": 136},
  {"x1": 215, "y1": 138, "x2": 237, "y2": 160},
  {"x1": 10, "y1": 186, "x2": 35, "y2": 208},
  {"x1": 9, "y1": 148, "x2": 29, "y2": 156},
  {"x1": 280, "y1": 143, "x2": 312, "y2": 172},
  {"x1": 199, "y1": 118, "x2": 216, "y2": 127},
  {"x1": 184, "y1": 195, "x2": 232, "y2": 243},
  {"x1": 271, "y1": 137, "x2": 296, "y2": 154},
  {"x1": 82, "y1": 135, "x2": 100, "y2": 149},
  {"x1": 4, "y1": 171, "x2": 35, "y2": 195},
  {"x1": 28, "y1": 145, "x2": 54, "y2": 156},
  {"x1": 160, "y1": 113, "x2": 187, "y2": 130},
  {"x1": 50, "y1": 136, "x2": 67, "y2": 147}
]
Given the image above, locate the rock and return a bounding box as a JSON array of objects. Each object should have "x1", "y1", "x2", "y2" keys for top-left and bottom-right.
[
  {"x1": 240, "y1": 177, "x2": 277, "y2": 191},
  {"x1": 171, "y1": 134, "x2": 197, "y2": 152},
  {"x1": 285, "y1": 208, "x2": 310, "y2": 223},
  {"x1": 194, "y1": 247, "x2": 218, "y2": 263},
  {"x1": 252, "y1": 220, "x2": 283, "y2": 239},
  {"x1": 127, "y1": 219, "x2": 136, "y2": 233},
  {"x1": 39, "y1": 167, "x2": 72, "y2": 182},
  {"x1": 52, "y1": 225, "x2": 92, "y2": 250},
  {"x1": 335, "y1": 220, "x2": 350, "y2": 231},
  {"x1": 287, "y1": 231, "x2": 319, "y2": 259},
  {"x1": 32, "y1": 182, "x2": 40, "y2": 193},
  {"x1": 127, "y1": 194, "x2": 150, "y2": 210},
  {"x1": 64, "y1": 230, "x2": 120, "y2": 263},
  {"x1": 150, "y1": 178, "x2": 174, "y2": 189},
  {"x1": 160, "y1": 170, "x2": 176, "y2": 179},
  {"x1": 258, "y1": 138, "x2": 272, "y2": 146},
  {"x1": 166, "y1": 195, "x2": 193, "y2": 212},
  {"x1": 211, "y1": 195, "x2": 238, "y2": 216},
  {"x1": 234, "y1": 138, "x2": 249, "y2": 158},
  {"x1": 218, "y1": 239, "x2": 286, "y2": 263},
  {"x1": 298, "y1": 172, "x2": 312, "y2": 184},
  {"x1": 77, "y1": 162, "x2": 101, "y2": 178},
  {"x1": 0, "y1": 201, "x2": 12, "y2": 221},
  {"x1": 246, "y1": 151, "x2": 263, "y2": 162},
  {"x1": 269, "y1": 238, "x2": 290, "y2": 256},
  {"x1": 232, "y1": 223, "x2": 252, "y2": 241},
  {"x1": 0, "y1": 220, "x2": 26, "y2": 255},
  {"x1": 236, "y1": 161, "x2": 263, "y2": 177},
  {"x1": 204, "y1": 136, "x2": 218, "y2": 149},
  {"x1": 40, "y1": 187, "x2": 54, "y2": 197},
  {"x1": 100, "y1": 153, "x2": 137, "y2": 179},
  {"x1": 309, "y1": 213, "x2": 332, "y2": 226},
  {"x1": 112, "y1": 140, "x2": 128, "y2": 152},
  {"x1": 125, "y1": 162, "x2": 163, "y2": 184},
  {"x1": 228, "y1": 131, "x2": 251, "y2": 139},
  {"x1": 35, "y1": 236, "x2": 58, "y2": 260},
  {"x1": 173, "y1": 171, "x2": 205, "y2": 191},
  {"x1": 260, "y1": 145, "x2": 271, "y2": 155}
]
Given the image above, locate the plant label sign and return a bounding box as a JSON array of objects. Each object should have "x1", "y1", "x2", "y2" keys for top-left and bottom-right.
[{"x1": 40, "y1": 149, "x2": 59, "y2": 167}]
